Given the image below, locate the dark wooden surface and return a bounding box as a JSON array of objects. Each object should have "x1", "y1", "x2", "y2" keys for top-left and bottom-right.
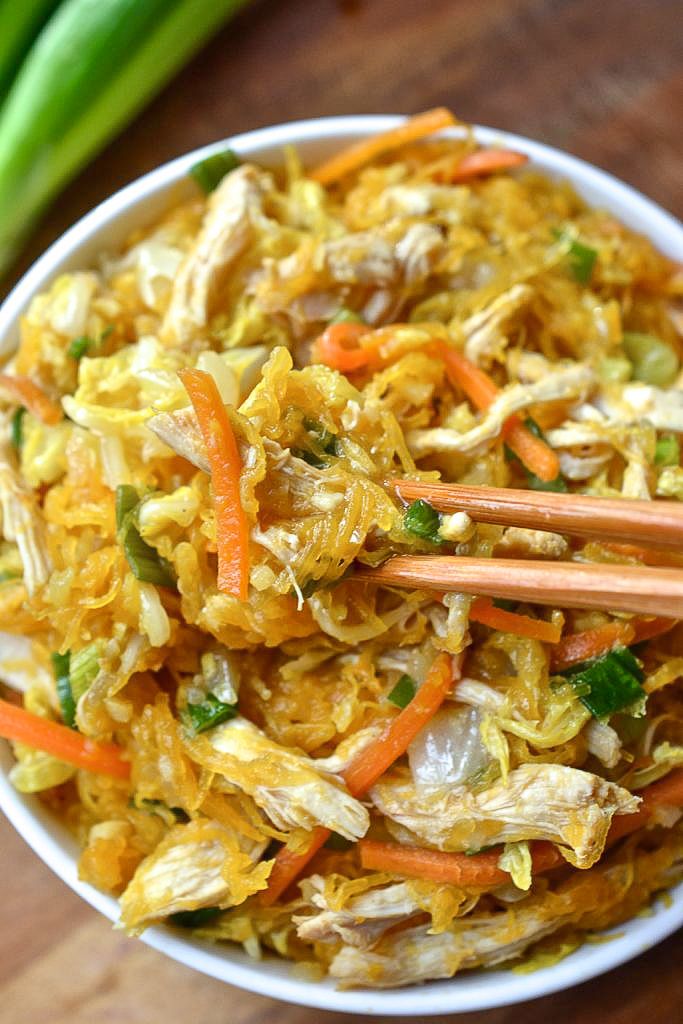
[{"x1": 2, "y1": 0, "x2": 682, "y2": 1020}]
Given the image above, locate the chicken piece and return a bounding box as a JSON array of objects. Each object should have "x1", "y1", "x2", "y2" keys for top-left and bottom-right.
[
  {"x1": 295, "y1": 876, "x2": 422, "y2": 947},
  {"x1": 462, "y1": 284, "x2": 533, "y2": 367},
  {"x1": 558, "y1": 449, "x2": 612, "y2": 481},
  {"x1": 406, "y1": 364, "x2": 594, "y2": 457},
  {"x1": 184, "y1": 717, "x2": 369, "y2": 841},
  {"x1": 162, "y1": 165, "x2": 273, "y2": 345},
  {"x1": 329, "y1": 893, "x2": 574, "y2": 987},
  {"x1": 146, "y1": 407, "x2": 209, "y2": 472},
  {"x1": 451, "y1": 677, "x2": 507, "y2": 714},
  {"x1": 324, "y1": 232, "x2": 397, "y2": 286},
  {"x1": 395, "y1": 223, "x2": 444, "y2": 284},
  {"x1": 118, "y1": 819, "x2": 272, "y2": 934},
  {"x1": 371, "y1": 763, "x2": 639, "y2": 868},
  {"x1": 0, "y1": 442, "x2": 51, "y2": 594},
  {"x1": 545, "y1": 418, "x2": 652, "y2": 497},
  {"x1": 494, "y1": 526, "x2": 569, "y2": 560},
  {"x1": 597, "y1": 383, "x2": 683, "y2": 434},
  {"x1": 311, "y1": 724, "x2": 385, "y2": 774},
  {"x1": 585, "y1": 720, "x2": 622, "y2": 769}
]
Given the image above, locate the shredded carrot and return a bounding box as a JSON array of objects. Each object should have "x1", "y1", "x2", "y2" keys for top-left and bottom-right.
[
  {"x1": 179, "y1": 368, "x2": 248, "y2": 601},
  {"x1": 360, "y1": 767, "x2": 683, "y2": 885},
  {"x1": 551, "y1": 621, "x2": 636, "y2": 671},
  {"x1": 602, "y1": 542, "x2": 682, "y2": 568},
  {"x1": 631, "y1": 617, "x2": 678, "y2": 644},
  {"x1": 343, "y1": 651, "x2": 457, "y2": 797},
  {"x1": 469, "y1": 597, "x2": 562, "y2": 644},
  {"x1": 261, "y1": 651, "x2": 460, "y2": 905},
  {"x1": 0, "y1": 373, "x2": 62, "y2": 425},
  {"x1": 443, "y1": 148, "x2": 528, "y2": 183},
  {"x1": 312, "y1": 322, "x2": 374, "y2": 372},
  {"x1": 434, "y1": 342, "x2": 560, "y2": 482},
  {"x1": 310, "y1": 108, "x2": 456, "y2": 186},
  {"x1": 0, "y1": 698, "x2": 130, "y2": 779}
]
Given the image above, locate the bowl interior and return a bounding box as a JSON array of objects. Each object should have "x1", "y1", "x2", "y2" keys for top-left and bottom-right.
[{"x1": 1, "y1": 116, "x2": 682, "y2": 1016}]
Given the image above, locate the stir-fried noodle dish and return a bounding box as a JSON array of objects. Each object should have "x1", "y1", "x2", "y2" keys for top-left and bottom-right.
[{"x1": 1, "y1": 111, "x2": 682, "y2": 987}]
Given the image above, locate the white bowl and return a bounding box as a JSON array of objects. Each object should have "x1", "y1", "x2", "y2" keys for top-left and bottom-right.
[{"x1": 1, "y1": 116, "x2": 682, "y2": 1016}]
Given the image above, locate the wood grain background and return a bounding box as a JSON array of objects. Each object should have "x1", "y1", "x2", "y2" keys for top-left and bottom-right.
[{"x1": 2, "y1": 0, "x2": 682, "y2": 1020}]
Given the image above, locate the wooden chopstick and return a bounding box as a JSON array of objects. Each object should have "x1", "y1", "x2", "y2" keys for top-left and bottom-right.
[
  {"x1": 391, "y1": 479, "x2": 683, "y2": 552},
  {"x1": 355, "y1": 556, "x2": 683, "y2": 617}
]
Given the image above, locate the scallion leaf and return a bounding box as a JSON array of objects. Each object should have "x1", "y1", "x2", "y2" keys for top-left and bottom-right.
[
  {"x1": 404, "y1": 499, "x2": 443, "y2": 544},
  {"x1": 67, "y1": 335, "x2": 93, "y2": 359},
  {"x1": 563, "y1": 646, "x2": 644, "y2": 719},
  {"x1": 181, "y1": 693, "x2": 237, "y2": 735},
  {"x1": 387, "y1": 673, "x2": 416, "y2": 709},
  {"x1": 51, "y1": 650, "x2": 75, "y2": 728},
  {"x1": 190, "y1": 149, "x2": 240, "y2": 193},
  {"x1": 115, "y1": 484, "x2": 176, "y2": 588},
  {"x1": 9, "y1": 406, "x2": 25, "y2": 449},
  {"x1": 655, "y1": 435, "x2": 680, "y2": 467},
  {"x1": 69, "y1": 642, "x2": 102, "y2": 701},
  {"x1": 169, "y1": 906, "x2": 223, "y2": 928},
  {"x1": 622, "y1": 332, "x2": 679, "y2": 387},
  {"x1": 553, "y1": 227, "x2": 597, "y2": 284}
]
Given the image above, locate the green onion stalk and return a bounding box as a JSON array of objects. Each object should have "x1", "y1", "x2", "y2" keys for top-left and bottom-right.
[{"x1": 0, "y1": 0, "x2": 250, "y2": 277}]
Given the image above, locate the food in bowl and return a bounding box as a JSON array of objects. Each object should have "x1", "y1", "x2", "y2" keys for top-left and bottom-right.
[{"x1": 0, "y1": 108, "x2": 682, "y2": 989}]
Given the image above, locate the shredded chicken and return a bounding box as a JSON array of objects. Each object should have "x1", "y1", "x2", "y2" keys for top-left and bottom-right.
[
  {"x1": 585, "y1": 720, "x2": 622, "y2": 769},
  {"x1": 494, "y1": 526, "x2": 569, "y2": 560},
  {"x1": 162, "y1": 165, "x2": 273, "y2": 344},
  {"x1": 184, "y1": 717, "x2": 369, "y2": 840},
  {"x1": 0, "y1": 442, "x2": 51, "y2": 594},
  {"x1": 597, "y1": 383, "x2": 683, "y2": 434},
  {"x1": 463, "y1": 284, "x2": 533, "y2": 366},
  {"x1": 371, "y1": 763, "x2": 639, "y2": 868},
  {"x1": 295, "y1": 876, "x2": 421, "y2": 947},
  {"x1": 118, "y1": 819, "x2": 271, "y2": 934},
  {"x1": 407, "y1": 364, "x2": 594, "y2": 456}
]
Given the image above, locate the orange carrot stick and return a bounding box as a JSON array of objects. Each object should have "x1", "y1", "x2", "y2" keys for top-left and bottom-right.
[
  {"x1": 445, "y1": 148, "x2": 528, "y2": 183},
  {"x1": 469, "y1": 597, "x2": 562, "y2": 644},
  {"x1": 360, "y1": 767, "x2": 683, "y2": 886},
  {"x1": 0, "y1": 698, "x2": 130, "y2": 779},
  {"x1": 343, "y1": 651, "x2": 457, "y2": 797},
  {"x1": 631, "y1": 617, "x2": 678, "y2": 644},
  {"x1": 312, "y1": 322, "x2": 373, "y2": 372},
  {"x1": 179, "y1": 368, "x2": 248, "y2": 601},
  {"x1": 551, "y1": 621, "x2": 636, "y2": 671},
  {"x1": 0, "y1": 373, "x2": 62, "y2": 425},
  {"x1": 602, "y1": 542, "x2": 683, "y2": 568},
  {"x1": 261, "y1": 651, "x2": 461, "y2": 905},
  {"x1": 359, "y1": 839, "x2": 563, "y2": 887},
  {"x1": 435, "y1": 343, "x2": 560, "y2": 483},
  {"x1": 310, "y1": 108, "x2": 456, "y2": 186}
]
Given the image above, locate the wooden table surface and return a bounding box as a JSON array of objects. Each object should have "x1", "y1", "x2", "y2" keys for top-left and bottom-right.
[{"x1": 2, "y1": 0, "x2": 682, "y2": 1021}]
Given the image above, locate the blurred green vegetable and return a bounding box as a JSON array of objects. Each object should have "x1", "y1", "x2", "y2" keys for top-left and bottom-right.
[
  {"x1": 0, "y1": 0, "x2": 60, "y2": 100},
  {"x1": 190, "y1": 148, "x2": 240, "y2": 193},
  {"x1": 0, "y1": 0, "x2": 249, "y2": 276},
  {"x1": 622, "y1": 332, "x2": 679, "y2": 387}
]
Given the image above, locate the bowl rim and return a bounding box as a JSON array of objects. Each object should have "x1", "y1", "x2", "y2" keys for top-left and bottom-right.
[{"x1": 1, "y1": 114, "x2": 683, "y2": 1016}]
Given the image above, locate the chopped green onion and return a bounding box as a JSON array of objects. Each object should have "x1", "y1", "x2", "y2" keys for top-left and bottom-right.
[
  {"x1": 387, "y1": 673, "x2": 416, "y2": 709},
  {"x1": 51, "y1": 650, "x2": 75, "y2": 729},
  {"x1": 130, "y1": 797, "x2": 189, "y2": 823},
  {"x1": 598, "y1": 356, "x2": 632, "y2": 383},
  {"x1": 0, "y1": 570, "x2": 20, "y2": 584},
  {"x1": 169, "y1": 906, "x2": 223, "y2": 928},
  {"x1": 553, "y1": 228, "x2": 597, "y2": 284},
  {"x1": 302, "y1": 417, "x2": 339, "y2": 456},
  {"x1": 330, "y1": 307, "x2": 364, "y2": 325},
  {"x1": 181, "y1": 693, "x2": 237, "y2": 735},
  {"x1": 563, "y1": 647, "x2": 644, "y2": 719},
  {"x1": 190, "y1": 149, "x2": 240, "y2": 193},
  {"x1": 404, "y1": 499, "x2": 443, "y2": 544},
  {"x1": 324, "y1": 832, "x2": 353, "y2": 851},
  {"x1": 622, "y1": 332, "x2": 679, "y2": 387},
  {"x1": 9, "y1": 405, "x2": 25, "y2": 449},
  {"x1": 115, "y1": 484, "x2": 176, "y2": 588},
  {"x1": 69, "y1": 642, "x2": 102, "y2": 701},
  {"x1": 67, "y1": 335, "x2": 93, "y2": 359},
  {"x1": 290, "y1": 446, "x2": 327, "y2": 468},
  {"x1": 655, "y1": 436, "x2": 680, "y2": 467},
  {"x1": 115, "y1": 483, "x2": 139, "y2": 531}
]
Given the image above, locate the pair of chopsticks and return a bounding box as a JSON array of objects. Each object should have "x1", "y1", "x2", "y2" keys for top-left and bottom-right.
[{"x1": 354, "y1": 480, "x2": 683, "y2": 618}]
